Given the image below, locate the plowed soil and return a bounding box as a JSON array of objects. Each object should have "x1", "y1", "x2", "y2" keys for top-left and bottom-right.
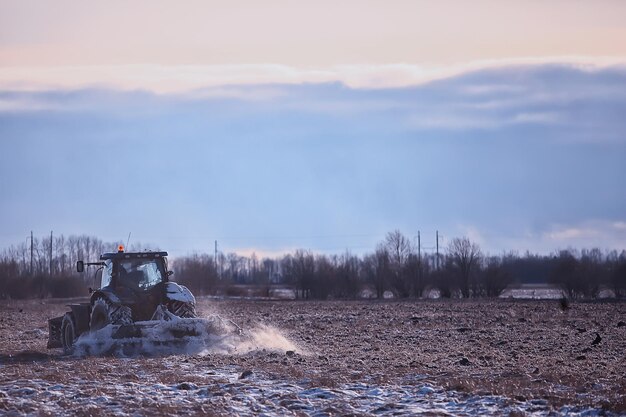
[{"x1": 0, "y1": 298, "x2": 625, "y2": 415}]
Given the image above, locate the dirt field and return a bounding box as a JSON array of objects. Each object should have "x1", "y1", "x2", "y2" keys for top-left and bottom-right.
[{"x1": 0, "y1": 298, "x2": 624, "y2": 415}]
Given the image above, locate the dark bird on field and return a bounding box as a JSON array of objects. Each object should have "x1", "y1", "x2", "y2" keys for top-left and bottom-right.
[{"x1": 592, "y1": 333, "x2": 602, "y2": 345}]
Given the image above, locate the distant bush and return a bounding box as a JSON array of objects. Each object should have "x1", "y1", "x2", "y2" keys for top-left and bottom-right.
[
  {"x1": 611, "y1": 256, "x2": 626, "y2": 298},
  {"x1": 45, "y1": 276, "x2": 88, "y2": 298},
  {"x1": 550, "y1": 250, "x2": 608, "y2": 299},
  {"x1": 171, "y1": 254, "x2": 219, "y2": 296},
  {"x1": 431, "y1": 264, "x2": 459, "y2": 298},
  {"x1": 0, "y1": 272, "x2": 87, "y2": 300},
  {"x1": 223, "y1": 285, "x2": 249, "y2": 297},
  {"x1": 479, "y1": 260, "x2": 513, "y2": 298}
]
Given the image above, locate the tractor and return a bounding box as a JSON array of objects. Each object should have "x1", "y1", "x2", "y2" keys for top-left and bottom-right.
[{"x1": 47, "y1": 246, "x2": 233, "y2": 355}]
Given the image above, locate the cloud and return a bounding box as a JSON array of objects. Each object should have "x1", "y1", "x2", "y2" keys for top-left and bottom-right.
[
  {"x1": 1, "y1": 63, "x2": 625, "y2": 255},
  {"x1": 1, "y1": 56, "x2": 626, "y2": 93},
  {"x1": 540, "y1": 221, "x2": 626, "y2": 250},
  {"x1": 3, "y1": 63, "x2": 626, "y2": 144},
  {"x1": 511, "y1": 112, "x2": 562, "y2": 124},
  {"x1": 545, "y1": 227, "x2": 589, "y2": 240},
  {"x1": 227, "y1": 247, "x2": 296, "y2": 259},
  {"x1": 449, "y1": 220, "x2": 626, "y2": 255},
  {"x1": 406, "y1": 114, "x2": 502, "y2": 130},
  {"x1": 0, "y1": 96, "x2": 52, "y2": 112}
]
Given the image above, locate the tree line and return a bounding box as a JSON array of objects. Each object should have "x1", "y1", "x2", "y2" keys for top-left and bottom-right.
[
  {"x1": 0, "y1": 234, "x2": 148, "y2": 298},
  {"x1": 1, "y1": 231, "x2": 625, "y2": 300}
]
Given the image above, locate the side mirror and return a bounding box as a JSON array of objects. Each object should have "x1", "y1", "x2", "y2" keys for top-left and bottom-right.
[
  {"x1": 167, "y1": 270, "x2": 174, "y2": 277},
  {"x1": 77, "y1": 261, "x2": 84, "y2": 273}
]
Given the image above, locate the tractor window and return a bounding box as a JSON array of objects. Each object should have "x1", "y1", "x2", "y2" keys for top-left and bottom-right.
[
  {"x1": 101, "y1": 260, "x2": 113, "y2": 288},
  {"x1": 118, "y1": 259, "x2": 165, "y2": 290}
]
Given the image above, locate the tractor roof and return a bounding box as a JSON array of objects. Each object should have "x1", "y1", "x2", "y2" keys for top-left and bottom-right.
[{"x1": 100, "y1": 251, "x2": 168, "y2": 260}]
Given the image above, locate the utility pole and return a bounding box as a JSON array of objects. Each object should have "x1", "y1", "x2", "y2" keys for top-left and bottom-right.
[
  {"x1": 214, "y1": 240, "x2": 218, "y2": 278},
  {"x1": 417, "y1": 230, "x2": 421, "y2": 264},
  {"x1": 30, "y1": 231, "x2": 33, "y2": 276},
  {"x1": 50, "y1": 231, "x2": 53, "y2": 276},
  {"x1": 417, "y1": 230, "x2": 422, "y2": 285},
  {"x1": 436, "y1": 230, "x2": 439, "y2": 270},
  {"x1": 269, "y1": 262, "x2": 273, "y2": 284}
]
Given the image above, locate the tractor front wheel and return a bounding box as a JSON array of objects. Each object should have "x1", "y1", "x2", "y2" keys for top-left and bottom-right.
[
  {"x1": 90, "y1": 298, "x2": 132, "y2": 331},
  {"x1": 168, "y1": 301, "x2": 197, "y2": 318}
]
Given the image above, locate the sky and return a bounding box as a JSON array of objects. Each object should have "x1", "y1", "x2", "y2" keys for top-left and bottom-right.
[{"x1": 1, "y1": 1, "x2": 625, "y2": 258}]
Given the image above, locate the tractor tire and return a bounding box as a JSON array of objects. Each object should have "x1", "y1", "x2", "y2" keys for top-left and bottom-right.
[
  {"x1": 168, "y1": 301, "x2": 197, "y2": 318},
  {"x1": 61, "y1": 312, "x2": 77, "y2": 355},
  {"x1": 90, "y1": 298, "x2": 133, "y2": 331}
]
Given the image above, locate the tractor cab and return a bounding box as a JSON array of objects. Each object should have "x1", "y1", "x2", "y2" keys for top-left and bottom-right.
[
  {"x1": 99, "y1": 249, "x2": 170, "y2": 291},
  {"x1": 93, "y1": 248, "x2": 171, "y2": 321}
]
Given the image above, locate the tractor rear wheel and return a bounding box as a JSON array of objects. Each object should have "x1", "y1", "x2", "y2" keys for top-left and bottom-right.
[
  {"x1": 89, "y1": 298, "x2": 110, "y2": 331},
  {"x1": 61, "y1": 313, "x2": 77, "y2": 355}
]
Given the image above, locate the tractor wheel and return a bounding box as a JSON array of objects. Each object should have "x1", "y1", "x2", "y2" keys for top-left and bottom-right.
[
  {"x1": 90, "y1": 298, "x2": 133, "y2": 331},
  {"x1": 61, "y1": 313, "x2": 77, "y2": 355},
  {"x1": 111, "y1": 304, "x2": 133, "y2": 325},
  {"x1": 168, "y1": 301, "x2": 197, "y2": 318}
]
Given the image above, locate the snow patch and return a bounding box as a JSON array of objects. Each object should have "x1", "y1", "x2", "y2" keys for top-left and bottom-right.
[
  {"x1": 0, "y1": 375, "x2": 615, "y2": 416},
  {"x1": 23, "y1": 329, "x2": 47, "y2": 338}
]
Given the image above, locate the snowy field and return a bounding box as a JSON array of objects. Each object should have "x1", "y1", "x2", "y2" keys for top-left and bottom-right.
[{"x1": 1, "y1": 298, "x2": 624, "y2": 416}]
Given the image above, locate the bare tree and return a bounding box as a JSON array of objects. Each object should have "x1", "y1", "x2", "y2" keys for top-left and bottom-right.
[
  {"x1": 283, "y1": 250, "x2": 315, "y2": 299},
  {"x1": 432, "y1": 256, "x2": 459, "y2": 298},
  {"x1": 172, "y1": 253, "x2": 219, "y2": 295},
  {"x1": 447, "y1": 237, "x2": 482, "y2": 298},
  {"x1": 225, "y1": 252, "x2": 242, "y2": 282},
  {"x1": 335, "y1": 251, "x2": 361, "y2": 298},
  {"x1": 312, "y1": 254, "x2": 334, "y2": 299},
  {"x1": 384, "y1": 230, "x2": 413, "y2": 266},
  {"x1": 406, "y1": 253, "x2": 425, "y2": 297},
  {"x1": 383, "y1": 230, "x2": 413, "y2": 297},
  {"x1": 363, "y1": 246, "x2": 391, "y2": 299}
]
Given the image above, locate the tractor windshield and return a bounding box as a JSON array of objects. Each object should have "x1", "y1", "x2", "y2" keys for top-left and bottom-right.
[{"x1": 117, "y1": 258, "x2": 166, "y2": 290}]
